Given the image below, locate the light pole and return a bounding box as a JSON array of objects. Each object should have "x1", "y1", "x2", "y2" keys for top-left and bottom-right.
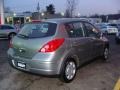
[
  {"x1": 0, "y1": 0, "x2": 5, "y2": 24},
  {"x1": 77, "y1": 13, "x2": 80, "y2": 17},
  {"x1": 106, "y1": 15, "x2": 108, "y2": 22},
  {"x1": 37, "y1": 2, "x2": 40, "y2": 20}
]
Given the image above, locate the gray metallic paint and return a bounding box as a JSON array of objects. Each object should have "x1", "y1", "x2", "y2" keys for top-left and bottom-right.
[{"x1": 7, "y1": 18, "x2": 109, "y2": 75}]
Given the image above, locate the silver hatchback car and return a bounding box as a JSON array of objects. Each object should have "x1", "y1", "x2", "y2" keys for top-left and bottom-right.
[{"x1": 7, "y1": 18, "x2": 109, "y2": 83}]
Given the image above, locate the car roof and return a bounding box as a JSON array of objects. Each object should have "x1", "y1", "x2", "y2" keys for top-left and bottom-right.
[{"x1": 43, "y1": 18, "x2": 89, "y2": 24}]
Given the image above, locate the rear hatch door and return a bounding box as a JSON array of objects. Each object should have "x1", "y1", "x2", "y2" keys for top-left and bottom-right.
[{"x1": 12, "y1": 22, "x2": 57, "y2": 59}]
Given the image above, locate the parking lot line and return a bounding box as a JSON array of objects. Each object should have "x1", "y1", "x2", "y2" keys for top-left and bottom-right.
[{"x1": 114, "y1": 79, "x2": 120, "y2": 90}]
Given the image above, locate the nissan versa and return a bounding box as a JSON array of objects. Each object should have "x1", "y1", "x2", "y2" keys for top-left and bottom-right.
[{"x1": 7, "y1": 18, "x2": 109, "y2": 83}]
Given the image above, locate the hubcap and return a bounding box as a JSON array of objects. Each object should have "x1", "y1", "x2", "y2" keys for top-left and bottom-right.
[
  {"x1": 65, "y1": 61, "x2": 76, "y2": 80},
  {"x1": 104, "y1": 48, "x2": 109, "y2": 59}
]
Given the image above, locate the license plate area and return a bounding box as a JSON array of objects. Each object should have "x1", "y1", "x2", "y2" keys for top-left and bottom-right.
[{"x1": 17, "y1": 62, "x2": 26, "y2": 68}]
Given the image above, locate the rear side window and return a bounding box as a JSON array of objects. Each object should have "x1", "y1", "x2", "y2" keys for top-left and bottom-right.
[
  {"x1": 0, "y1": 25, "x2": 14, "y2": 30},
  {"x1": 65, "y1": 22, "x2": 84, "y2": 38},
  {"x1": 18, "y1": 22, "x2": 57, "y2": 38}
]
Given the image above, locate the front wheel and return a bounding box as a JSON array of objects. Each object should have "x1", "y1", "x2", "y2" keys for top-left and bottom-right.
[
  {"x1": 8, "y1": 33, "x2": 16, "y2": 40},
  {"x1": 60, "y1": 59, "x2": 77, "y2": 83}
]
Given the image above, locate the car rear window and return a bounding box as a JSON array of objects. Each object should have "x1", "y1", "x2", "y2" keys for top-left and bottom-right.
[{"x1": 18, "y1": 22, "x2": 57, "y2": 38}]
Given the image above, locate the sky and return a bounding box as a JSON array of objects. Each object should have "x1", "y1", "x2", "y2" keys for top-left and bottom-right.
[{"x1": 4, "y1": 0, "x2": 120, "y2": 16}]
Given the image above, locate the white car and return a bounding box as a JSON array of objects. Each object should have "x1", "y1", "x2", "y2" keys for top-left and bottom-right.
[
  {"x1": 96, "y1": 23, "x2": 118, "y2": 34},
  {"x1": 0, "y1": 24, "x2": 18, "y2": 39},
  {"x1": 109, "y1": 23, "x2": 120, "y2": 31}
]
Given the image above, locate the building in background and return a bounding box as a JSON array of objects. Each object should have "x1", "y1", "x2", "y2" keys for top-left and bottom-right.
[
  {"x1": 3, "y1": 11, "x2": 64, "y2": 25},
  {"x1": 32, "y1": 12, "x2": 64, "y2": 20},
  {"x1": 88, "y1": 18, "x2": 102, "y2": 24},
  {"x1": 107, "y1": 14, "x2": 120, "y2": 24},
  {"x1": 5, "y1": 12, "x2": 32, "y2": 25},
  {"x1": 109, "y1": 19, "x2": 120, "y2": 24}
]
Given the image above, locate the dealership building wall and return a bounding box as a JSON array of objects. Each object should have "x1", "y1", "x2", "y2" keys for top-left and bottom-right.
[{"x1": 4, "y1": 12, "x2": 32, "y2": 25}]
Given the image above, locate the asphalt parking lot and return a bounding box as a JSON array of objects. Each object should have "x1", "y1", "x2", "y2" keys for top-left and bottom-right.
[{"x1": 0, "y1": 35, "x2": 120, "y2": 90}]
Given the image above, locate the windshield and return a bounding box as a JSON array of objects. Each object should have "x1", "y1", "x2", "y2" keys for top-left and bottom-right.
[{"x1": 18, "y1": 22, "x2": 57, "y2": 38}]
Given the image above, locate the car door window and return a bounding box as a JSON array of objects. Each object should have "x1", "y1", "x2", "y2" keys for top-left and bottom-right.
[
  {"x1": 84, "y1": 23, "x2": 99, "y2": 38},
  {"x1": 65, "y1": 22, "x2": 84, "y2": 38}
]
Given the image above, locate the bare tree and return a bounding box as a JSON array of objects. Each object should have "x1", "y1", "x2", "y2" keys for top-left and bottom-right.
[
  {"x1": 46, "y1": 4, "x2": 55, "y2": 14},
  {"x1": 65, "y1": 9, "x2": 70, "y2": 18},
  {"x1": 65, "y1": 0, "x2": 78, "y2": 18}
]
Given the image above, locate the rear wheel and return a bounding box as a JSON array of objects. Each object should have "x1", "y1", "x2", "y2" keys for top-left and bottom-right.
[
  {"x1": 115, "y1": 38, "x2": 120, "y2": 44},
  {"x1": 60, "y1": 59, "x2": 77, "y2": 83},
  {"x1": 8, "y1": 33, "x2": 16, "y2": 39},
  {"x1": 102, "y1": 47, "x2": 109, "y2": 61}
]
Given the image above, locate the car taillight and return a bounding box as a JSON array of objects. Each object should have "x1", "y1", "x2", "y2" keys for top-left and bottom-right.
[
  {"x1": 9, "y1": 40, "x2": 13, "y2": 48},
  {"x1": 39, "y1": 38, "x2": 65, "y2": 53}
]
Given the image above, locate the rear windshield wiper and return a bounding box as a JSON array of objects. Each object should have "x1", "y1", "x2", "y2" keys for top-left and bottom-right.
[{"x1": 18, "y1": 34, "x2": 29, "y2": 38}]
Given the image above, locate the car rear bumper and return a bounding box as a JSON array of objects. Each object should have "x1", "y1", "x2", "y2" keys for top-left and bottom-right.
[{"x1": 7, "y1": 49, "x2": 62, "y2": 75}]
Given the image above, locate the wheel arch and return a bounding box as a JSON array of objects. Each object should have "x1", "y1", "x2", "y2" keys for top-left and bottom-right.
[
  {"x1": 59, "y1": 54, "x2": 80, "y2": 75},
  {"x1": 8, "y1": 32, "x2": 17, "y2": 39},
  {"x1": 8, "y1": 32, "x2": 16, "y2": 36}
]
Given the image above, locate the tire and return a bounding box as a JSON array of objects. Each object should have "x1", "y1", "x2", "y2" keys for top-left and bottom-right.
[
  {"x1": 8, "y1": 33, "x2": 16, "y2": 40},
  {"x1": 102, "y1": 47, "x2": 109, "y2": 62},
  {"x1": 60, "y1": 59, "x2": 77, "y2": 83},
  {"x1": 115, "y1": 38, "x2": 120, "y2": 44}
]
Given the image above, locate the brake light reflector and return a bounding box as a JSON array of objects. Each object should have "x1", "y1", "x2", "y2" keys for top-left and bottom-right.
[{"x1": 39, "y1": 38, "x2": 65, "y2": 53}]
